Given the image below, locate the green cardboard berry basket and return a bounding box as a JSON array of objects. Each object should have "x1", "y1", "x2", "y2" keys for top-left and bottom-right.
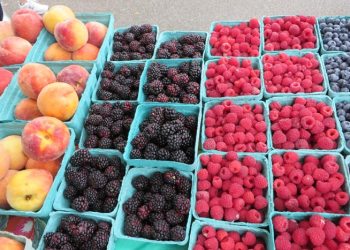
[
  {"x1": 266, "y1": 95, "x2": 345, "y2": 152},
  {"x1": 0, "y1": 122, "x2": 75, "y2": 218},
  {"x1": 332, "y1": 96, "x2": 350, "y2": 154},
  {"x1": 262, "y1": 51, "x2": 328, "y2": 98},
  {"x1": 200, "y1": 57, "x2": 264, "y2": 103},
  {"x1": 192, "y1": 152, "x2": 272, "y2": 228},
  {"x1": 37, "y1": 211, "x2": 115, "y2": 250},
  {"x1": 0, "y1": 61, "x2": 97, "y2": 138},
  {"x1": 114, "y1": 167, "x2": 195, "y2": 246},
  {"x1": 53, "y1": 149, "x2": 129, "y2": 218}
]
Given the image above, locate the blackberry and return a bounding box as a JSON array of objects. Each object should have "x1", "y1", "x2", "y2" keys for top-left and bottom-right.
[
  {"x1": 155, "y1": 93, "x2": 169, "y2": 102},
  {"x1": 186, "y1": 81, "x2": 200, "y2": 95},
  {"x1": 148, "y1": 194, "x2": 165, "y2": 212},
  {"x1": 176, "y1": 175, "x2": 192, "y2": 195},
  {"x1": 110, "y1": 108, "x2": 124, "y2": 121},
  {"x1": 164, "y1": 41, "x2": 178, "y2": 54},
  {"x1": 131, "y1": 134, "x2": 148, "y2": 149},
  {"x1": 71, "y1": 196, "x2": 89, "y2": 212},
  {"x1": 70, "y1": 220, "x2": 97, "y2": 244},
  {"x1": 92, "y1": 156, "x2": 110, "y2": 170},
  {"x1": 98, "y1": 221, "x2": 111, "y2": 232},
  {"x1": 123, "y1": 117, "x2": 133, "y2": 130},
  {"x1": 147, "y1": 63, "x2": 162, "y2": 81},
  {"x1": 91, "y1": 200, "x2": 103, "y2": 212},
  {"x1": 146, "y1": 44, "x2": 155, "y2": 53},
  {"x1": 70, "y1": 149, "x2": 92, "y2": 167},
  {"x1": 173, "y1": 73, "x2": 189, "y2": 86},
  {"x1": 115, "y1": 140, "x2": 127, "y2": 152},
  {"x1": 163, "y1": 201, "x2": 173, "y2": 212},
  {"x1": 88, "y1": 171, "x2": 107, "y2": 189},
  {"x1": 148, "y1": 213, "x2": 165, "y2": 224},
  {"x1": 160, "y1": 184, "x2": 176, "y2": 201},
  {"x1": 129, "y1": 25, "x2": 142, "y2": 37},
  {"x1": 148, "y1": 107, "x2": 165, "y2": 124},
  {"x1": 166, "y1": 84, "x2": 181, "y2": 97},
  {"x1": 140, "y1": 33, "x2": 156, "y2": 45},
  {"x1": 61, "y1": 243, "x2": 75, "y2": 250},
  {"x1": 99, "y1": 103, "x2": 113, "y2": 117},
  {"x1": 157, "y1": 48, "x2": 171, "y2": 59},
  {"x1": 132, "y1": 175, "x2": 150, "y2": 191},
  {"x1": 98, "y1": 138, "x2": 112, "y2": 149},
  {"x1": 149, "y1": 172, "x2": 164, "y2": 193},
  {"x1": 146, "y1": 80, "x2": 164, "y2": 95},
  {"x1": 85, "y1": 125, "x2": 96, "y2": 135},
  {"x1": 141, "y1": 224, "x2": 155, "y2": 239},
  {"x1": 184, "y1": 115, "x2": 197, "y2": 131},
  {"x1": 143, "y1": 123, "x2": 160, "y2": 139},
  {"x1": 153, "y1": 220, "x2": 170, "y2": 241},
  {"x1": 171, "y1": 150, "x2": 189, "y2": 163},
  {"x1": 46, "y1": 232, "x2": 69, "y2": 247},
  {"x1": 170, "y1": 226, "x2": 186, "y2": 241},
  {"x1": 185, "y1": 147, "x2": 195, "y2": 160},
  {"x1": 64, "y1": 185, "x2": 77, "y2": 201},
  {"x1": 183, "y1": 45, "x2": 195, "y2": 57},
  {"x1": 105, "y1": 180, "x2": 121, "y2": 197},
  {"x1": 44, "y1": 232, "x2": 55, "y2": 245},
  {"x1": 60, "y1": 215, "x2": 81, "y2": 231},
  {"x1": 91, "y1": 230, "x2": 110, "y2": 249},
  {"x1": 143, "y1": 192, "x2": 154, "y2": 203},
  {"x1": 123, "y1": 197, "x2": 141, "y2": 214},
  {"x1": 166, "y1": 133, "x2": 182, "y2": 150},
  {"x1": 179, "y1": 62, "x2": 190, "y2": 74},
  {"x1": 101, "y1": 70, "x2": 113, "y2": 79},
  {"x1": 179, "y1": 129, "x2": 194, "y2": 147},
  {"x1": 189, "y1": 61, "x2": 202, "y2": 80},
  {"x1": 161, "y1": 120, "x2": 182, "y2": 137},
  {"x1": 83, "y1": 187, "x2": 99, "y2": 205},
  {"x1": 137, "y1": 204, "x2": 150, "y2": 220},
  {"x1": 97, "y1": 89, "x2": 113, "y2": 100},
  {"x1": 85, "y1": 114, "x2": 103, "y2": 126},
  {"x1": 163, "y1": 170, "x2": 180, "y2": 185},
  {"x1": 84, "y1": 135, "x2": 98, "y2": 148},
  {"x1": 100, "y1": 79, "x2": 112, "y2": 91},
  {"x1": 141, "y1": 24, "x2": 153, "y2": 33},
  {"x1": 103, "y1": 62, "x2": 114, "y2": 72},
  {"x1": 130, "y1": 149, "x2": 142, "y2": 159},
  {"x1": 68, "y1": 170, "x2": 88, "y2": 190},
  {"x1": 102, "y1": 117, "x2": 114, "y2": 128},
  {"x1": 158, "y1": 148, "x2": 170, "y2": 161},
  {"x1": 166, "y1": 209, "x2": 185, "y2": 226},
  {"x1": 182, "y1": 94, "x2": 199, "y2": 104},
  {"x1": 104, "y1": 165, "x2": 120, "y2": 181},
  {"x1": 143, "y1": 143, "x2": 159, "y2": 160},
  {"x1": 174, "y1": 195, "x2": 190, "y2": 215},
  {"x1": 124, "y1": 215, "x2": 143, "y2": 237},
  {"x1": 103, "y1": 197, "x2": 118, "y2": 212},
  {"x1": 133, "y1": 191, "x2": 145, "y2": 202}
]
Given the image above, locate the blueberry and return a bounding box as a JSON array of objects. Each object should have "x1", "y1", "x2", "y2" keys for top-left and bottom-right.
[
  {"x1": 346, "y1": 140, "x2": 350, "y2": 148},
  {"x1": 342, "y1": 121, "x2": 350, "y2": 131},
  {"x1": 345, "y1": 132, "x2": 350, "y2": 140}
]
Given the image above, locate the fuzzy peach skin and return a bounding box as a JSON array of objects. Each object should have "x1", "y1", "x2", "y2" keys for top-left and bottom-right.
[
  {"x1": 0, "y1": 36, "x2": 32, "y2": 66},
  {"x1": 0, "y1": 135, "x2": 28, "y2": 170},
  {"x1": 14, "y1": 98, "x2": 42, "y2": 120},
  {"x1": 0, "y1": 236, "x2": 24, "y2": 250},
  {"x1": 72, "y1": 43, "x2": 99, "y2": 61},
  {"x1": 0, "y1": 68, "x2": 13, "y2": 95},
  {"x1": 0, "y1": 170, "x2": 18, "y2": 209},
  {"x1": 18, "y1": 63, "x2": 56, "y2": 99},
  {"x1": 54, "y1": 18, "x2": 88, "y2": 52},
  {"x1": 0, "y1": 145, "x2": 10, "y2": 180},
  {"x1": 43, "y1": 5, "x2": 75, "y2": 34},
  {"x1": 11, "y1": 9, "x2": 43, "y2": 43},
  {"x1": 86, "y1": 21, "x2": 107, "y2": 48},
  {"x1": 25, "y1": 157, "x2": 62, "y2": 178},
  {"x1": 37, "y1": 82, "x2": 79, "y2": 121},
  {"x1": 0, "y1": 21, "x2": 15, "y2": 42},
  {"x1": 57, "y1": 65, "x2": 89, "y2": 97},
  {"x1": 44, "y1": 43, "x2": 72, "y2": 61},
  {"x1": 6, "y1": 169, "x2": 53, "y2": 211}
]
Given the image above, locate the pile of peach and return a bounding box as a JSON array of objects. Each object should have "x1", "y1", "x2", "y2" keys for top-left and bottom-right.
[{"x1": 15, "y1": 63, "x2": 89, "y2": 122}]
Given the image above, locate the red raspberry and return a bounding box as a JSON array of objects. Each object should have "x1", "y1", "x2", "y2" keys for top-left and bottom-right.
[
  {"x1": 273, "y1": 130, "x2": 287, "y2": 144},
  {"x1": 198, "y1": 180, "x2": 211, "y2": 191},
  {"x1": 306, "y1": 227, "x2": 326, "y2": 246},
  {"x1": 309, "y1": 214, "x2": 326, "y2": 228},
  {"x1": 242, "y1": 231, "x2": 257, "y2": 246},
  {"x1": 207, "y1": 162, "x2": 221, "y2": 176},
  {"x1": 275, "y1": 235, "x2": 292, "y2": 250},
  {"x1": 198, "y1": 169, "x2": 209, "y2": 180},
  {"x1": 229, "y1": 183, "x2": 244, "y2": 199},
  {"x1": 297, "y1": 194, "x2": 310, "y2": 209},
  {"x1": 212, "y1": 176, "x2": 223, "y2": 189},
  {"x1": 292, "y1": 228, "x2": 308, "y2": 246},
  {"x1": 219, "y1": 167, "x2": 233, "y2": 180},
  {"x1": 204, "y1": 138, "x2": 216, "y2": 150},
  {"x1": 196, "y1": 191, "x2": 210, "y2": 202},
  {"x1": 243, "y1": 191, "x2": 255, "y2": 204},
  {"x1": 276, "y1": 186, "x2": 291, "y2": 200},
  {"x1": 336, "y1": 227, "x2": 350, "y2": 242},
  {"x1": 335, "y1": 192, "x2": 349, "y2": 206},
  {"x1": 317, "y1": 136, "x2": 336, "y2": 150},
  {"x1": 210, "y1": 205, "x2": 224, "y2": 220},
  {"x1": 323, "y1": 220, "x2": 337, "y2": 240},
  {"x1": 313, "y1": 168, "x2": 329, "y2": 181},
  {"x1": 193, "y1": 245, "x2": 205, "y2": 250},
  {"x1": 220, "y1": 193, "x2": 233, "y2": 208},
  {"x1": 224, "y1": 208, "x2": 239, "y2": 221},
  {"x1": 254, "y1": 195, "x2": 268, "y2": 210},
  {"x1": 211, "y1": 154, "x2": 223, "y2": 163},
  {"x1": 202, "y1": 225, "x2": 216, "y2": 238},
  {"x1": 196, "y1": 199, "x2": 209, "y2": 214},
  {"x1": 246, "y1": 209, "x2": 262, "y2": 223},
  {"x1": 200, "y1": 155, "x2": 210, "y2": 166},
  {"x1": 220, "y1": 236, "x2": 235, "y2": 250},
  {"x1": 204, "y1": 237, "x2": 219, "y2": 249},
  {"x1": 323, "y1": 160, "x2": 340, "y2": 174},
  {"x1": 229, "y1": 160, "x2": 241, "y2": 173},
  {"x1": 273, "y1": 215, "x2": 289, "y2": 233},
  {"x1": 339, "y1": 217, "x2": 350, "y2": 233},
  {"x1": 254, "y1": 174, "x2": 268, "y2": 189},
  {"x1": 285, "y1": 198, "x2": 299, "y2": 211}
]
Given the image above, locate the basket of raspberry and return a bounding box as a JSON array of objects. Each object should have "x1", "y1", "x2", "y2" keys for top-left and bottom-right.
[
  {"x1": 262, "y1": 15, "x2": 319, "y2": 53},
  {"x1": 189, "y1": 220, "x2": 273, "y2": 250},
  {"x1": 270, "y1": 213, "x2": 350, "y2": 250},
  {"x1": 79, "y1": 101, "x2": 137, "y2": 154},
  {"x1": 124, "y1": 104, "x2": 201, "y2": 172},
  {"x1": 54, "y1": 149, "x2": 128, "y2": 218},
  {"x1": 91, "y1": 61, "x2": 145, "y2": 103},
  {"x1": 321, "y1": 52, "x2": 350, "y2": 98},
  {"x1": 38, "y1": 212, "x2": 115, "y2": 250},
  {"x1": 269, "y1": 151, "x2": 350, "y2": 214},
  {"x1": 0, "y1": 61, "x2": 98, "y2": 138},
  {"x1": 333, "y1": 97, "x2": 350, "y2": 154},
  {"x1": 155, "y1": 31, "x2": 208, "y2": 59},
  {"x1": 202, "y1": 99, "x2": 271, "y2": 153},
  {"x1": 267, "y1": 96, "x2": 344, "y2": 151},
  {"x1": 115, "y1": 168, "x2": 194, "y2": 245},
  {"x1": 193, "y1": 152, "x2": 272, "y2": 228},
  {"x1": 201, "y1": 57, "x2": 264, "y2": 102},
  {"x1": 262, "y1": 52, "x2": 327, "y2": 98},
  {"x1": 108, "y1": 24, "x2": 159, "y2": 61},
  {"x1": 317, "y1": 16, "x2": 350, "y2": 54},
  {"x1": 138, "y1": 59, "x2": 203, "y2": 105},
  {"x1": 206, "y1": 18, "x2": 262, "y2": 59}
]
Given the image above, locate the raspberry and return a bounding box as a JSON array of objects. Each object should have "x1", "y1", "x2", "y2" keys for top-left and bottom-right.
[
  {"x1": 339, "y1": 217, "x2": 350, "y2": 233},
  {"x1": 202, "y1": 225, "x2": 216, "y2": 238},
  {"x1": 242, "y1": 231, "x2": 257, "y2": 246},
  {"x1": 196, "y1": 200, "x2": 209, "y2": 214},
  {"x1": 292, "y1": 228, "x2": 308, "y2": 246},
  {"x1": 220, "y1": 236, "x2": 235, "y2": 250},
  {"x1": 275, "y1": 235, "x2": 292, "y2": 250},
  {"x1": 273, "y1": 215, "x2": 289, "y2": 233},
  {"x1": 254, "y1": 174, "x2": 268, "y2": 189},
  {"x1": 309, "y1": 214, "x2": 326, "y2": 228},
  {"x1": 324, "y1": 220, "x2": 337, "y2": 240},
  {"x1": 246, "y1": 209, "x2": 262, "y2": 223},
  {"x1": 210, "y1": 205, "x2": 224, "y2": 220},
  {"x1": 273, "y1": 130, "x2": 287, "y2": 144},
  {"x1": 306, "y1": 227, "x2": 325, "y2": 246},
  {"x1": 197, "y1": 169, "x2": 209, "y2": 181},
  {"x1": 335, "y1": 192, "x2": 349, "y2": 206},
  {"x1": 220, "y1": 193, "x2": 233, "y2": 208},
  {"x1": 203, "y1": 138, "x2": 216, "y2": 150},
  {"x1": 204, "y1": 237, "x2": 219, "y2": 249},
  {"x1": 317, "y1": 137, "x2": 335, "y2": 150},
  {"x1": 276, "y1": 186, "x2": 291, "y2": 200}
]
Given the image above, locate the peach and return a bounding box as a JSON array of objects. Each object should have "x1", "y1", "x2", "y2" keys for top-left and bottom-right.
[
  {"x1": 14, "y1": 98, "x2": 42, "y2": 120},
  {"x1": 0, "y1": 21, "x2": 15, "y2": 42},
  {"x1": 25, "y1": 157, "x2": 62, "y2": 178},
  {"x1": 57, "y1": 65, "x2": 89, "y2": 97},
  {"x1": 54, "y1": 19, "x2": 88, "y2": 52},
  {"x1": 21, "y1": 116, "x2": 70, "y2": 161},
  {"x1": 0, "y1": 236, "x2": 24, "y2": 250},
  {"x1": 86, "y1": 21, "x2": 107, "y2": 48},
  {"x1": 43, "y1": 5, "x2": 75, "y2": 34},
  {"x1": 0, "y1": 145, "x2": 10, "y2": 180},
  {"x1": 44, "y1": 43, "x2": 72, "y2": 61},
  {"x1": 6, "y1": 169, "x2": 53, "y2": 211},
  {"x1": 72, "y1": 43, "x2": 99, "y2": 61},
  {"x1": 11, "y1": 9, "x2": 43, "y2": 43},
  {"x1": 0, "y1": 135, "x2": 28, "y2": 170},
  {"x1": 0, "y1": 36, "x2": 32, "y2": 66},
  {"x1": 0, "y1": 68, "x2": 13, "y2": 95},
  {"x1": 18, "y1": 63, "x2": 56, "y2": 99},
  {"x1": 37, "y1": 82, "x2": 79, "y2": 121},
  {"x1": 0, "y1": 170, "x2": 18, "y2": 209}
]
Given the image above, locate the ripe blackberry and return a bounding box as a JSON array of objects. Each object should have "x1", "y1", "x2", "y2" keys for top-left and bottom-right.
[
  {"x1": 102, "y1": 117, "x2": 113, "y2": 128},
  {"x1": 164, "y1": 41, "x2": 178, "y2": 53},
  {"x1": 166, "y1": 209, "x2": 185, "y2": 226},
  {"x1": 183, "y1": 45, "x2": 195, "y2": 57},
  {"x1": 85, "y1": 125, "x2": 96, "y2": 135},
  {"x1": 140, "y1": 24, "x2": 153, "y2": 33},
  {"x1": 61, "y1": 243, "x2": 75, "y2": 250},
  {"x1": 186, "y1": 81, "x2": 200, "y2": 95},
  {"x1": 70, "y1": 220, "x2": 97, "y2": 244},
  {"x1": 123, "y1": 197, "x2": 141, "y2": 214},
  {"x1": 176, "y1": 175, "x2": 192, "y2": 195},
  {"x1": 158, "y1": 148, "x2": 170, "y2": 161},
  {"x1": 147, "y1": 63, "x2": 162, "y2": 81},
  {"x1": 67, "y1": 170, "x2": 88, "y2": 191},
  {"x1": 149, "y1": 172, "x2": 164, "y2": 193},
  {"x1": 46, "y1": 232, "x2": 69, "y2": 247},
  {"x1": 163, "y1": 170, "x2": 180, "y2": 185},
  {"x1": 146, "y1": 44, "x2": 155, "y2": 53},
  {"x1": 70, "y1": 149, "x2": 92, "y2": 167},
  {"x1": 166, "y1": 133, "x2": 182, "y2": 150},
  {"x1": 157, "y1": 48, "x2": 171, "y2": 59},
  {"x1": 129, "y1": 25, "x2": 142, "y2": 37},
  {"x1": 154, "y1": 134, "x2": 167, "y2": 147},
  {"x1": 115, "y1": 140, "x2": 127, "y2": 152},
  {"x1": 166, "y1": 84, "x2": 181, "y2": 97},
  {"x1": 98, "y1": 221, "x2": 111, "y2": 232},
  {"x1": 167, "y1": 68, "x2": 178, "y2": 79},
  {"x1": 63, "y1": 185, "x2": 77, "y2": 201},
  {"x1": 132, "y1": 175, "x2": 150, "y2": 191},
  {"x1": 98, "y1": 138, "x2": 112, "y2": 149},
  {"x1": 179, "y1": 62, "x2": 190, "y2": 74},
  {"x1": 91, "y1": 200, "x2": 103, "y2": 212},
  {"x1": 123, "y1": 117, "x2": 133, "y2": 130},
  {"x1": 124, "y1": 215, "x2": 143, "y2": 237},
  {"x1": 110, "y1": 108, "x2": 124, "y2": 121},
  {"x1": 92, "y1": 156, "x2": 110, "y2": 170},
  {"x1": 161, "y1": 120, "x2": 182, "y2": 137},
  {"x1": 155, "y1": 93, "x2": 169, "y2": 102},
  {"x1": 170, "y1": 226, "x2": 186, "y2": 241},
  {"x1": 143, "y1": 123, "x2": 160, "y2": 139},
  {"x1": 44, "y1": 232, "x2": 55, "y2": 245},
  {"x1": 133, "y1": 191, "x2": 145, "y2": 202},
  {"x1": 140, "y1": 33, "x2": 156, "y2": 45},
  {"x1": 83, "y1": 187, "x2": 99, "y2": 205},
  {"x1": 182, "y1": 94, "x2": 199, "y2": 104},
  {"x1": 60, "y1": 215, "x2": 81, "y2": 231},
  {"x1": 153, "y1": 220, "x2": 170, "y2": 240},
  {"x1": 141, "y1": 224, "x2": 155, "y2": 239},
  {"x1": 101, "y1": 70, "x2": 113, "y2": 79},
  {"x1": 179, "y1": 129, "x2": 194, "y2": 147},
  {"x1": 145, "y1": 80, "x2": 164, "y2": 95},
  {"x1": 189, "y1": 61, "x2": 202, "y2": 80},
  {"x1": 85, "y1": 114, "x2": 103, "y2": 126},
  {"x1": 131, "y1": 149, "x2": 142, "y2": 159},
  {"x1": 174, "y1": 195, "x2": 190, "y2": 215},
  {"x1": 160, "y1": 184, "x2": 176, "y2": 201},
  {"x1": 184, "y1": 115, "x2": 197, "y2": 131},
  {"x1": 104, "y1": 165, "x2": 120, "y2": 181},
  {"x1": 148, "y1": 107, "x2": 165, "y2": 123},
  {"x1": 148, "y1": 194, "x2": 165, "y2": 212},
  {"x1": 105, "y1": 180, "x2": 121, "y2": 197},
  {"x1": 131, "y1": 134, "x2": 148, "y2": 150},
  {"x1": 103, "y1": 62, "x2": 114, "y2": 72},
  {"x1": 88, "y1": 171, "x2": 107, "y2": 189},
  {"x1": 103, "y1": 197, "x2": 118, "y2": 212},
  {"x1": 143, "y1": 143, "x2": 159, "y2": 160},
  {"x1": 173, "y1": 73, "x2": 189, "y2": 86},
  {"x1": 97, "y1": 89, "x2": 113, "y2": 100},
  {"x1": 171, "y1": 150, "x2": 189, "y2": 163},
  {"x1": 137, "y1": 204, "x2": 151, "y2": 220},
  {"x1": 91, "y1": 230, "x2": 110, "y2": 249},
  {"x1": 71, "y1": 196, "x2": 89, "y2": 212},
  {"x1": 84, "y1": 135, "x2": 98, "y2": 148}
]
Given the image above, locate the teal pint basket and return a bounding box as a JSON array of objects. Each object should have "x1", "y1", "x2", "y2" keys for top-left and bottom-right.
[
  {"x1": 193, "y1": 153, "x2": 272, "y2": 228},
  {"x1": 54, "y1": 149, "x2": 128, "y2": 218},
  {"x1": 201, "y1": 99, "x2": 272, "y2": 154},
  {"x1": 333, "y1": 96, "x2": 350, "y2": 154},
  {"x1": 188, "y1": 220, "x2": 273, "y2": 250},
  {"x1": 108, "y1": 25, "x2": 159, "y2": 61},
  {"x1": 262, "y1": 52, "x2": 328, "y2": 98},
  {"x1": 37, "y1": 211, "x2": 116, "y2": 250},
  {"x1": 123, "y1": 103, "x2": 202, "y2": 172},
  {"x1": 262, "y1": 15, "x2": 320, "y2": 54},
  {"x1": 200, "y1": 57, "x2": 264, "y2": 103},
  {"x1": 268, "y1": 150, "x2": 350, "y2": 214},
  {"x1": 206, "y1": 20, "x2": 264, "y2": 59},
  {"x1": 0, "y1": 61, "x2": 98, "y2": 138},
  {"x1": 114, "y1": 167, "x2": 195, "y2": 246},
  {"x1": 91, "y1": 60, "x2": 146, "y2": 103},
  {"x1": 0, "y1": 123, "x2": 75, "y2": 217},
  {"x1": 137, "y1": 58, "x2": 203, "y2": 106},
  {"x1": 154, "y1": 31, "x2": 208, "y2": 60},
  {"x1": 266, "y1": 95, "x2": 344, "y2": 152},
  {"x1": 31, "y1": 13, "x2": 114, "y2": 74}
]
